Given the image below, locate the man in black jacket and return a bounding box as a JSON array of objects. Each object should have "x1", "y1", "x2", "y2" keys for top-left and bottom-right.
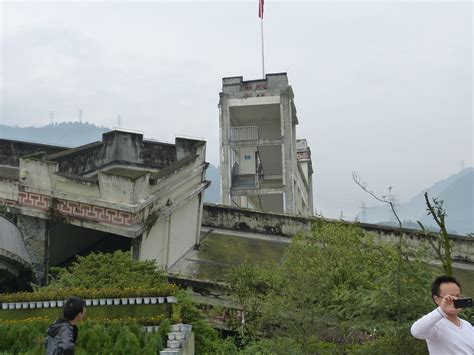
[{"x1": 46, "y1": 296, "x2": 86, "y2": 355}]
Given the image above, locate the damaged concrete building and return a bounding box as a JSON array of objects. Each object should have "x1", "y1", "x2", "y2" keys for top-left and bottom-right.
[
  {"x1": 1, "y1": 73, "x2": 473, "y2": 304},
  {"x1": 0, "y1": 72, "x2": 317, "y2": 286},
  {"x1": 219, "y1": 73, "x2": 314, "y2": 215},
  {"x1": 0, "y1": 130, "x2": 209, "y2": 283}
]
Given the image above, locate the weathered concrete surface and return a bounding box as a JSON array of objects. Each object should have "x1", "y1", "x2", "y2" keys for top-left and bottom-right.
[
  {"x1": 169, "y1": 228, "x2": 287, "y2": 282},
  {"x1": 0, "y1": 139, "x2": 65, "y2": 167},
  {"x1": 17, "y1": 215, "x2": 48, "y2": 284},
  {"x1": 202, "y1": 204, "x2": 474, "y2": 264},
  {"x1": 203, "y1": 203, "x2": 311, "y2": 237},
  {"x1": 219, "y1": 73, "x2": 313, "y2": 216}
]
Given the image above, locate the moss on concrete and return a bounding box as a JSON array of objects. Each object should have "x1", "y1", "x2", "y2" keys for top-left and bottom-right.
[{"x1": 195, "y1": 234, "x2": 287, "y2": 281}]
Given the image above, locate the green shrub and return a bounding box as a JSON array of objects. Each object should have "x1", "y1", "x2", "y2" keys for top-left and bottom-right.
[
  {"x1": 349, "y1": 332, "x2": 428, "y2": 355},
  {"x1": 142, "y1": 333, "x2": 164, "y2": 355},
  {"x1": 0, "y1": 318, "x2": 171, "y2": 353},
  {"x1": 112, "y1": 327, "x2": 141, "y2": 354},
  {"x1": 229, "y1": 221, "x2": 436, "y2": 349},
  {"x1": 158, "y1": 318, "x2": 171, "y2": 341},
  {"x1": 48, "y1": 251, "x2": 167, "y2": 289}
]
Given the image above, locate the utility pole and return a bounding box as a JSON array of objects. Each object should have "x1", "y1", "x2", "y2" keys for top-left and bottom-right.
[
  {"x1": 49, "y1": 111, "x2": 54, "y2": 125},
  {"x1": 383, "y1": 186, "x2": 398, "y2": 224},
  {"x1": 117, "y1": 115, "x2": 122, "y2": 129},
  {"x1": 79, "y1": 109, "x2": 83, "y2": 123}
]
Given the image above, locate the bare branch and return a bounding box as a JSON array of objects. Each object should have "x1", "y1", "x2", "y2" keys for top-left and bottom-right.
[
  {"x1": 352, "y1": 171, "x2": 402, "y2": 230},
  {"x1": 352, "y1": 172, "x2": 389, "y2": 204}
]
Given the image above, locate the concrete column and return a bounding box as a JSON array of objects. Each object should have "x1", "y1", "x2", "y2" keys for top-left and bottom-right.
[
  {"x1": 280, "y1": 91, "x2": 295, "y2": 214},
  {"x1": 195, "y1": 193, "x2": 204, "y2": 245},
  {"x1": 17, "y1": 215, "x2": 49, "y2": 285},
  {"x1": 131, "y1": 234, "x2": 142, "y2": 260},
  {"x1": 219, "y1": 95, "x2": 231, "y2": 205}
]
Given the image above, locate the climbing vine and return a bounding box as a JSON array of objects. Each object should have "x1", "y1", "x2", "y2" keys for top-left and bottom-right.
[{"x1": 143, "y1": 208, "x2": 161, "y2": 238}]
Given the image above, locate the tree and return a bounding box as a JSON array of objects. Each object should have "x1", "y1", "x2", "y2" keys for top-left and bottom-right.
[
  {"x1": 352, "y1": 172, "x2": 405, "y2": 325},
  {"x1": 228, "y1": 221, "x2": 434, "y2": 353},
  {"x1": 417, "y1": 192, "x2": 453, "y2": 275}
]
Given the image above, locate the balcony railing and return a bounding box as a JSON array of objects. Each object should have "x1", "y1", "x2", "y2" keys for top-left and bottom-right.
[{"x1": 230, "y1": 126, "x2": 258, "y2": 141}]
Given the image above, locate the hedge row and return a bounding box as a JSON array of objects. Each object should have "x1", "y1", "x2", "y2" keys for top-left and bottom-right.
[{"x1": 0, "y1": 317, "x2": 173, "y2": 354}]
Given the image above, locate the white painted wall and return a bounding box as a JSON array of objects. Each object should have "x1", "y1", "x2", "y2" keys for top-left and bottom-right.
[
  {"x1": 299, "y1": 161, "x2": 309, "y2": 183},
  {"x1": 138, "y1": 168, "x2": 204, "y2": 269},
  {"x1": 139, "y1": 219, "x2": 169, "y2": 268},
  {"x1": 238, "y1": 147, "x2": 257, "y2": 174},
  {"x1": 168, "y1": 195, "x2": 200, "y2": 267}
]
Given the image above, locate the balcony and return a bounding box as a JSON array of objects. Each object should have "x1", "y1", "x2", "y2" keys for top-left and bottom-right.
[{"x1": 230, "y1": 126, "x2": 258, "y2": 142}]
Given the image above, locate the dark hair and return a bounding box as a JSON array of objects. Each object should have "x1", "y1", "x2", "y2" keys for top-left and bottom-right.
[
  {"x1": 431, "y1": 275, "x2": 461, "y2": 300},
  {"x1": 63, "y1": 296, "x2": 85, "y2": 321}
]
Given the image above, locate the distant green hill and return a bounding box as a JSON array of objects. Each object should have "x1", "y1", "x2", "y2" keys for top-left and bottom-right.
[
  {"x1": 0, "y1": 122, "x2": 108, "y2": 147},
  {"x1": 0, "y1": 121, "x2": 221, "y2": 203}
]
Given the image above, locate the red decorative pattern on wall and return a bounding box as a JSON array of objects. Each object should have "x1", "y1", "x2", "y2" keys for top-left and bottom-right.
[
  {"x1": 0, "y1": 198, "x2": 17, "y2": 207},
  {"x1": 297, "y1": 151, "x2": 310, "y2": 160},
  {"x1": 11, "y1": 191, "x2": 135, "y2": 227}
]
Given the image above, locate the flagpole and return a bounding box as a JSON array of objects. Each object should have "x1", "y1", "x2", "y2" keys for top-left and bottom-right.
[{"x1": 261, "y1": 17, "x2": 265, "y2": 79}]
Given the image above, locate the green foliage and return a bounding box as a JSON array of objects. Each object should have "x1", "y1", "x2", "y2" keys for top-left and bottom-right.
[
  {"x1": 112, "y1": 327, "x2": 141, "y2": 354},
  {"x1": 418, "y1": 192, "x2": 453, "y2": 275},
  {"x1": 47, "y1": 251, "x2": 167, "y2": 289},
  {"x1": 239, "y1": 336, "x2": 341, "y2": 355},
  {"x1": 12, "y1": 251, "x2": 227, "y2": 353},
  {"x1": 142, "y1": 333, "x2": 164, "y2": 355},
  {"x1": 229, "y1": 221, "x2": 435, "y2": 352},
  {"x1": 0, "y1": 319, "x2": 170, "y2": 354},
  {"x1": 172, "y1": 290, "x2": 238, "y2": 354},
  {"x1": 77, "y1": 324, "x2": 112, "y2": 354},
  {"x1": 158, "y1": 318, "x2": 171, "y2": 341},
  {"x1": 463, "y1": 307, "x2": 474, "y2": 324},
  {"x1": 349, "y1": 331, "x2": 428, "y2": 355},
  {"x1": 211, "y1": 337, "x2": 239, "y2": 354}
]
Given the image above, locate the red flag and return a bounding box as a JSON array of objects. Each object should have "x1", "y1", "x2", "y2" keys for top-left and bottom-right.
[{"x1": 258, "y1": 0, "x2": 264, "y2": 19}]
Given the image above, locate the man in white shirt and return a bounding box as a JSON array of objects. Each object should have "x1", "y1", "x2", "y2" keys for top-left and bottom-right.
[{"x1": 411, "y1": 275, "x2": 474, "y2": 355}]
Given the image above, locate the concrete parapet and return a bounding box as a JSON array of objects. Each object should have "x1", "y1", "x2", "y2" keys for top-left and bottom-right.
[
  {"x1": 221, "y1": 73, "x2": 290, "y2": 98},
  {"x1": 203, "y1": 203, "x2": 311, "y2": 237},
  {"x1": 202, "y1": 204, "x2": 474, "y2": 265}
]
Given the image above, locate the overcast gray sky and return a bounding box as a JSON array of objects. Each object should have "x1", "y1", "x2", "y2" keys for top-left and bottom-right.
[{"x1": 1, "y1": 0, "x2": 472, "y2": 218}]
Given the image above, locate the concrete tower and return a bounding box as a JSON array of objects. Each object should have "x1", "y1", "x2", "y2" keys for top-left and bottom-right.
[{"x1": 218, "y1": 73, "x2": 313, "y2": 216}]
